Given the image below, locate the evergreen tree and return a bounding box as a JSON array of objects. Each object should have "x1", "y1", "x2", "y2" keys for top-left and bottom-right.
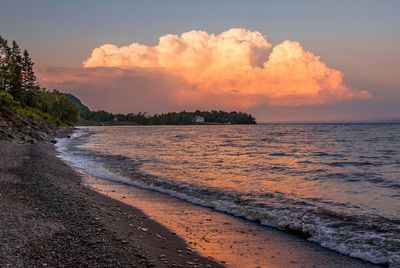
[
  {"x1": 0, "y1": 36, "x2": 5, "y2": 91},
  {"x1": 22, "y1": 50, "x2": 37, "y2": 91},
  {"x1": 9, "y1": 40, "x2": 23, "y2": 100},
  {"x1": 22, "y1": 50, "x2": 39, "y2": 106},
  {"x1": 0, "y1": 37, "x2": 79, "y2": 126},
  {"x1": 0, "y1": 37, "x2": 12, "y2": 92}
]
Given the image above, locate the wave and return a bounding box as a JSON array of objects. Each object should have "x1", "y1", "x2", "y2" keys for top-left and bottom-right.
[{"x1": 55, "y1": 128, "x2": 400, "y2": 266}]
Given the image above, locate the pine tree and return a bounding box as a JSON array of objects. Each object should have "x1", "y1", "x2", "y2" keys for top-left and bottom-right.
[
  {"x1": 0, "y1": 37, "x2": 12, "y2": 92},
  {"x1": 0, "y1": 36, "x2": 78, "y2": 125},
  {"x1": 22, "y1": 50, "x2": 37, "y2": 91},
  {"x1": 0, "y1": 36, "x2": 5, "y2": 91},
  {"x1": 9, "y1": 40, "x2": 23, "y2": 100},
  {"x1": 22, "y1": 50, "x2": 40, "y2": 106}
]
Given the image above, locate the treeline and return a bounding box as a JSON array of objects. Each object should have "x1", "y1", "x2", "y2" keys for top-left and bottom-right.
[
  {"x1": 148, "y1": 110, "x2": 256, "y2": 125},
  {"x1": 65, "y1": 94, "x2": 256, "y2": 125},
  {"x1": 0, "y1": 37, "x2": 78, "y2": 126},
  {"x1": 87, "y1": 110, "x2": 256, "y2": 125}
]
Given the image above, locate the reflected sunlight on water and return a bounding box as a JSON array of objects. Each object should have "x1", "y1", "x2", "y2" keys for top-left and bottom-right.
[{"x1": 57, "y1": 124, "x2": 400, "y2": 265}]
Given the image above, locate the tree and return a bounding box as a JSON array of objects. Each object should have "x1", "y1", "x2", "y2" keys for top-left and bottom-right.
[
  {"x1": 0, "y1": 37, "x2": 12, "y2": 92},
  {"x1": 8, "y1": 40, "x2": 23, "y2": 100},
  {"x1": 0, "y1": 38, "x2": 25, "y2": 98},
  {"x1": 51, "y1": 93, "x2": 79, "y2": 125},
  {"x1": 0, "y1": 37, "x2": 79, "y2": 126},
  {"x1": 0, "y1": 36, "x2": 5, "y2": 90},
  {"x1": 22, "y1": 50, "x2": 39, "y2": 106},
  {"x1": 22, "y1": 50, "x2": 37, "y2": 91}
]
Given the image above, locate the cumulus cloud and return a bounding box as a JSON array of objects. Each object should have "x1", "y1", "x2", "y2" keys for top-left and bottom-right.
[{"x1": 83, "y1": 28, "x2": 370, "y2": 106}]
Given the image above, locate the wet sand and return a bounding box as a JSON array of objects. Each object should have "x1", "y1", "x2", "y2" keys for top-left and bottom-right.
[
  {"x1": 0, "y1": 140, "x2": 221, "y2": 267},
  {"x1": 84, "y1": 174, "x2": 382, "y2": 268}
]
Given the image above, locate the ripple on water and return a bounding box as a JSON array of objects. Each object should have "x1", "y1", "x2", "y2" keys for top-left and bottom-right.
[{"x1": 56, "y1": 124, "x2": 400, "y2": 266}]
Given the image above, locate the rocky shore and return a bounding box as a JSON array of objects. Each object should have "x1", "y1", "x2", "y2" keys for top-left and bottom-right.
[
  {"x1": 0, "y1": 106, "x2": 58, "y2": 144},
  {"x1": 0, "y1": 138, "x2": 222, "y2": 267}
]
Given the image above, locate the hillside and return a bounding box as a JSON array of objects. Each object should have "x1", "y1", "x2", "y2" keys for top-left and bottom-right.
[{"x1": 0, "y1": 37, "x2": 78, "y2": 143}]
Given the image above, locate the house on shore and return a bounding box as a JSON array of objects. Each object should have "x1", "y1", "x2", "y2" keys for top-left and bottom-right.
[{"x1": 193, "y1": 116, "x2": 205, "y2": 123}]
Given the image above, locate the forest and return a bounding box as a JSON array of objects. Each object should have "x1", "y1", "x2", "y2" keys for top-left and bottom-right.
[
  {"x1": 0, "y1": 37, "x2": 78, "y2": 126},
  {"x1": 66, "y1": 94, "x2": 257, "y2": 125}
]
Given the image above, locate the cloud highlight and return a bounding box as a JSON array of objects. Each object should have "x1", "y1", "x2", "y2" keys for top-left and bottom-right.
[{"x1": 83, "y1": 28, "x2": 370, "y2": 106}]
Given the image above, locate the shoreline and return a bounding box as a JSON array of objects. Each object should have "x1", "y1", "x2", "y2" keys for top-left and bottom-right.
[
  {"x1": 0, "y1": 139, "x2": 222, "y2": 267},
  {"x1": 59, "y1": 126, "x2": 396, "y2": 267},
  {"x1": 58, "y1": 127, "x2": 384, "y2": 267},
  {"x1": 85, "y1": 175, "x2": 383, "y2": 268},
  {"x1": 0, "y1": 131, "x2": 388, "y2": 267}
]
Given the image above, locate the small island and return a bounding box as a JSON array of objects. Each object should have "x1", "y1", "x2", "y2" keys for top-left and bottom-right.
[{"x1": 67, "y1": 94, "x2": 257, "y2": 125}]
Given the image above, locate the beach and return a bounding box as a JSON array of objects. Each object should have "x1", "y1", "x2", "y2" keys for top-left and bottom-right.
[
  {"x1": 0, "y1": 127, "x2": 389, "y2": 267},
  {"x1": 0, "y1": 139, "x2": 221, "y2": 267},
  {"x1": 1, "y1": 1, "x2": 398, "y2": 266}
]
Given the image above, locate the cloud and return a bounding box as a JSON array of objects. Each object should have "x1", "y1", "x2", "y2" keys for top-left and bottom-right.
[
  {"x1": 83, "y1": 28, "x2": 370, "y2": 106},
  {"x1": 37, "y1": 67, "x2": 180, "y2": 113},
  {"x1": 36, "y1": 66, "x2": 258, "y2": 113}
]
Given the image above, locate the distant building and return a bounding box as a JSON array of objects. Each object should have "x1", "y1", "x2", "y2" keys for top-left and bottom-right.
[{"x1": 193, "y1": 116, "x2": 205, "y2": 123}]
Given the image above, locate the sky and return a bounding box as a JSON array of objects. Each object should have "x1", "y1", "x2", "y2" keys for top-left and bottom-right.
[{"x1": 1, "y1": 0, "x2": 399, "y2": 122}]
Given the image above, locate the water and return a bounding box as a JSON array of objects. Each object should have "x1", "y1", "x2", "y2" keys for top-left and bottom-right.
[{"x1": 56, "y1": 124, "x2": 400, "y2": 266}]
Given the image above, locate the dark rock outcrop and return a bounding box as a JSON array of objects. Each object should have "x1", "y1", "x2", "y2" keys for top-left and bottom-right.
[{"x1": 0, "y1": 109, "x2": 56, "y2": 143}]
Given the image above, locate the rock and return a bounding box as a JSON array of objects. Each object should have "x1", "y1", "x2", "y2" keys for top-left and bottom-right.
[
  {"x1": 31, "y1": 131, "x2": 48, "y2": 141},
  {"x1": 6, "y1": 132, "x2": 15, "y2": 141},
  {"x1": 27, "y1": 138, "x2": 36, "y2": 144},
  {"x1": 50, "y1": 140, "x2": 57, "y2": 144}
]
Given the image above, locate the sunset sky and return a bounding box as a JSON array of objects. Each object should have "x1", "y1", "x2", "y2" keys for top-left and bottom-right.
[{"x1": 1, "y1": 0, "x2": 399, "y2": 122}]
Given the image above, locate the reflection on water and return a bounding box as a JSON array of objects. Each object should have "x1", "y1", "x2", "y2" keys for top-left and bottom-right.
[
  {"x1": 85, "y1": 175, "x2": 377, "y2": 268},
  {"x1": 83, "y1": 124, "x2": 400, "y2": 219},
  {"x1": 57, "y1": 124, "x2": 400, "y2": 265}
]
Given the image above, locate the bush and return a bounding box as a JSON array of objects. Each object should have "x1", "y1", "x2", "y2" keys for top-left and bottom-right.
[{"x1": 0, "y1": 91, "x2": 16, "y2": 107}]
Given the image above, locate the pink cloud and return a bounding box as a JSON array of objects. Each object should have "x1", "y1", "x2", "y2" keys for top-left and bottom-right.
[
  {"x1": 37, "y1": 28, "x2": 371, "y2": 115},
  {"x1": 83, "y1": 28, "x2": 370, "y2": 106}
]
